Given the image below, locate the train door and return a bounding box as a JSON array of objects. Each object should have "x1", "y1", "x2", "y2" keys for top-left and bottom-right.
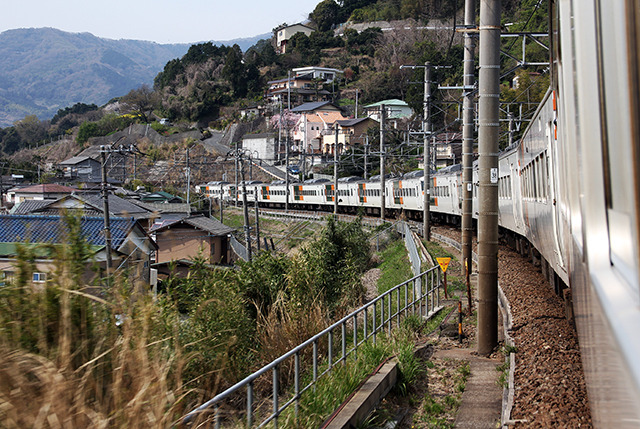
[
  {"x1": 548, "y1": 117, "x2": 566, "y2": 268},
  {"x1": 511, "y1": 162, "x2": 524, "y2": 230}
]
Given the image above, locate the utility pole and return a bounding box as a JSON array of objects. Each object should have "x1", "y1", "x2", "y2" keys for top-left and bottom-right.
[
  {"x1": 186, "y1": 146, "x2": 191, "y2": 215},
  {"x1": 334, "y1": 124, "x2": 339, "y2": 215},
  {"x1": 423, "y1": 62, "x2": 432, "y2": 241},
  {"x1": 219, "y1": 182, "x2": 224, "y2": 223},
  {"x1": 462, "y1": 0, "x2": 477, "y2": 314},
  {"x1": 364, "y1": 135, "x2": 369, "y2": 180},
  {"x1": 100, "y1": 145, "x2": 113, "y2": 279},
  {"x1": 241, "y1": 170, "x2": 252, "y2": 263},
  {"x1": 379, "y1": 104, "x2": 386, "y2": 221},
  {"x1": 400, "y1": 62, "x2": 448, "y2": 239},
  {"x1": 477, "y1": 0, "x2": 501, "y2": 356}
]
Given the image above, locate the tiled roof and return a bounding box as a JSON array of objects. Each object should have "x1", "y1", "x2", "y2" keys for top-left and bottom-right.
[
  {"x1": 0, "y1": 215, "x2": 136, "y2": 250},
  {"x1": 308, "y1": 111, "x2": 346, "y2": 124},
  {"x1": 77, "y1": 193, "x2": 151, "y2": 218},
  {"x1": 59, "y1": 156, "x2": 97, "y2": 165},
  {"x1": 12, "y1": 184, "x2": 78, "y2": 194},
  {"x1": 290, "y1": 101, "x2": 339, "y2": 112},
  {"x1": 10, "y1": 200, "x2": 53, "y2": 215},
  {"x1": 132, "y1": 201, "x2": 190, "y2": 214},
  {"x1": 337, "y1": 118, "x2": 375, "y2": 127},
  {"x1": 151, "y1": 215, "x2": 234, "y2": 236},
  {"x1": 10, "y1": 193, "x2": 152, "y2": 220}
]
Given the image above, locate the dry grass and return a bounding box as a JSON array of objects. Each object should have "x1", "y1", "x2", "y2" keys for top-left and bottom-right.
[
  {"x1": 255, "y1": 294, "x2": 329, "y2": 388},
  {"x1": 0, "y1": 282, "x2": 190, "y2": 428}
]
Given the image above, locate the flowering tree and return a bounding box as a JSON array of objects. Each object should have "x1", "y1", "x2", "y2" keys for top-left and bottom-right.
[{"x1": 270, "y1": 110, "x2": 301, "y2": 132}]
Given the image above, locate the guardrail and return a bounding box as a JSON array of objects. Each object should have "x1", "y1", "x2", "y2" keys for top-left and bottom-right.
[
  {"x1": 183, "y1": 266, "x2": 443, "y2": 427},
  {"x1": 402, "y1": 222, "x2": 422, "y2": 276},
  {"x1": 230, "y1": 235, "x2": 249, "y2": 261}
]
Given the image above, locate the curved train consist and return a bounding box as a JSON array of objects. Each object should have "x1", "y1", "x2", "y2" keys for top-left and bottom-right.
[{"x1": 198, "y1": 1, "x2": 640, "y2": 426}]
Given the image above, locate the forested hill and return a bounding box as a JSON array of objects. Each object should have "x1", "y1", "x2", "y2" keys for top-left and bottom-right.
[{"x1": 0, "y1": 28, "x2": 266, "y2": 127}]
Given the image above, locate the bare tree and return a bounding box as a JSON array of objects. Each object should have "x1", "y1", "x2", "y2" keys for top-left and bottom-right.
[{"x1": 121, "y1": 84, "x2": 160, "y2": 123}]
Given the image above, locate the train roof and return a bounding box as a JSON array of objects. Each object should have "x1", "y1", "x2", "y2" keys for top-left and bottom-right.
[
  {"x1": 338, "y1": 176, "x2": 364, "y2": 182},
  {"x1": 434, "y1": 164, "x2": 462, "y2": 175},
  {"x1": 403, "y1": 170, "x2": 424, "y2": 179},
  {"x1": 303, "y1": 178, "x2": 331, "y2": 184},
  {"x1": 368, "y1": 173, "x2": 397, "y2": 182}
]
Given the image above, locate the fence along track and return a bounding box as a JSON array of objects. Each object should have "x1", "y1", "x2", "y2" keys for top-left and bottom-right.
[{"x1": 183, "y1": 227, "x2": 443, "y2": 427}]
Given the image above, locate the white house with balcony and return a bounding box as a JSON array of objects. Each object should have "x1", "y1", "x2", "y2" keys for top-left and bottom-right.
[
  {"x1": 292, "y1": 66, "x2": 343, "y2": 83},
  {"x1": 275, "y1": 23, "x2": 315, "y2": 54},
  {"x1": 363, "y1": 99, "x2": 414, "y2": 128}
]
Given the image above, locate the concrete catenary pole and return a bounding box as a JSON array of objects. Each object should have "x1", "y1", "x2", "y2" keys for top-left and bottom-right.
[
  {"x1": 255, "y1": 187, "x2": 261, "y2": 251},
  {"x1": 334, "y1": 124, "x2": 339, "y2": 215},
  {"x1": 462, "y1": 0, "x2": 477, "y2": 310},
  {"x1": 100, "y1": 146, "x2": 113, "y2": 277},
  {"x1": 423, "y1": 63, "x2": 432, "y2": 240},
  {"x1": 379, "y1": 104, "x2": 386, "y2": 221},
  {"x1": 477, "y1": 0, "x2": 501, "y2": 356}
]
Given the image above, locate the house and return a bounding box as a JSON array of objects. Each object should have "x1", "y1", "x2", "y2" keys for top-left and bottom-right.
[
  {"x1": 150, "y1": 215, "x2": 235, "y2": 278},
  {"x1": 139, "y1": 191, "x2": 185, "y2": 204},
  {"x1": 58, "y1": 156, "x2": 101, "y2": 182},
  {"x1": 363, "y1": 99, "x2": 414, "y2": 128},
  {"x1": 266, "y1": 74, "x2": 332, "y2": 105},
  {"x1": 292, "y1": 67, "x2": 343, "y2": 83},
  {"x1": 275, "y1": 23, "x2": 315, "y2": 54},
  {"x1": 239, "y1": 105, "x2": 262, "y2": 119},
  {"x1": 10, "y1": 192, "x2": 155, "y2": 227},
  {"x1": 290, "y1": 102, "x2": 347, "y2": 154},
  {"x1": 432, "y1": 132, "x2": 463, "y2": 169},
  {"x1": 0, "y1": 214, "x2": 157, "y2": 288},
  {"x1": 5, "y1": 183, "x2": 78, "y2": 205},
  {"x1": 321, "y1": 117, "x2": 379, "y2": 155}
]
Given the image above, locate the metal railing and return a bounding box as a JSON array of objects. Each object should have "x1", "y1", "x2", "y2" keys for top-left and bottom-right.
[
  {"x1": 402, "y1": 222, "x2": 422, "y2": 276},
  {"x1": 230, "y1": 235, "x2": 249, "y2": 261},
  {"x1": 183, "y1": 266, "x2": 443, "y2": 427}
]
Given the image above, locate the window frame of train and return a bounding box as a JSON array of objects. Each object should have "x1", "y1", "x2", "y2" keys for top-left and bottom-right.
[
  {"x1": 325, "y1": 184, "x2": 335, "y2": 202},
  {"x1": 595, "y1": 0, "x2": 640, "y2": 294},
  {"x1": 358, "y1": 183, "x2": 367, "y2": 203},
  {"x1": 261, "y1": 186, "x2": 270, "y2": 200},
  {"x1": 393, "y1": 181, "x2": 403, "y2": 205}
]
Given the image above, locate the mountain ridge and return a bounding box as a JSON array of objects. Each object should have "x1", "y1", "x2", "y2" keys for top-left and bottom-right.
[{"x1": 0, "y1": 28, "x2": 269, "y2": 127}]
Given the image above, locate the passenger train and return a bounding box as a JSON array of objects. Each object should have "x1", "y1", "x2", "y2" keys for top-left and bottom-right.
[{"x1": 198, "y1": 1, "x2": 640, "y2": 426}]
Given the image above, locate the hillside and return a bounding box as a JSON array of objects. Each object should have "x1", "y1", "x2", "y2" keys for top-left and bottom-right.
[{"x1": 0, "y1": 28, "x2": 268, "y2": 127}]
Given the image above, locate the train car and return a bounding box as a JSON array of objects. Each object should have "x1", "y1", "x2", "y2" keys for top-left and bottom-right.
[
  {"x1": 354, "y1": 176, "x2": 384, "y2": 217},
  {"x1": 550, "y1": 0, "x2": 640, "y2": 425},
  {"x1": 431, "y1": 165, "x2": 462, "y2": 221},
  {"x1": 195, "y1": 181, "x2": 229, "y2": 201},
  {"x1": 255, "y1": 181, "x2": 287, "y2": 208},
  {"x1": 292, "y1": 178, "x2": 331, "y2": 210}
]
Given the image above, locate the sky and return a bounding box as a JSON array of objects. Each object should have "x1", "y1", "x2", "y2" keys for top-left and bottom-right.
[{"x1": 2, "y1": 0, "x2": 321, "y2": 44}]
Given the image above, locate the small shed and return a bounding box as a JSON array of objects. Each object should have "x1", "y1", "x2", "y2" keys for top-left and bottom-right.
[{"x1": 151, "y1": 215, "x2": 235, "y2": 278}]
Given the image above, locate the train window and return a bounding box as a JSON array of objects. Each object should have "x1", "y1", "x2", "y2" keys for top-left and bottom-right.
[{"x1": 597, "y1": 0, "x2": 640, "y2": 291}]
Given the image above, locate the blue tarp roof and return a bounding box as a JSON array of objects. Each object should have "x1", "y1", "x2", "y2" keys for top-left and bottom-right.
[{"x1": 0, "y1": 215, "x2": 136, "y2": 249}]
